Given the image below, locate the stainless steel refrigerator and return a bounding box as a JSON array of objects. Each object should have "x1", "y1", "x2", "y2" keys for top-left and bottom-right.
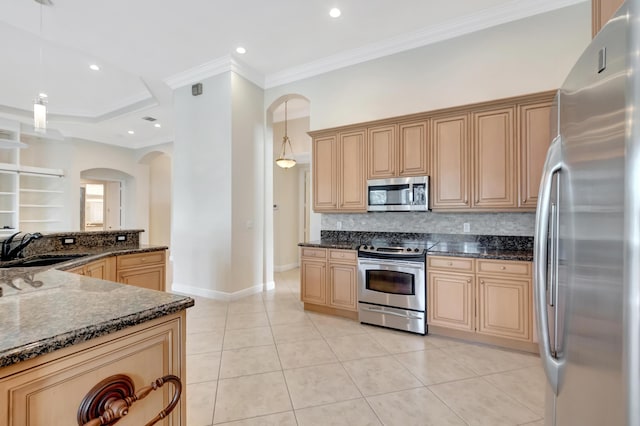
[{"x1": 534, "y1": 1, "x2": 640, "y2": 425}]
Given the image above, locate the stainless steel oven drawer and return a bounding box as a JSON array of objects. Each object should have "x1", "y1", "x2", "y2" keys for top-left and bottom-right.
[{"x1": 358, "y1": 303, "x2": 426, "y2": 335}]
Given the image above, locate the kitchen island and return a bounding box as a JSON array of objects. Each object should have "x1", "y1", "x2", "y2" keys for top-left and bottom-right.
[{"x1": 0, "y1": 230, "x2": 194, "y2": 425}]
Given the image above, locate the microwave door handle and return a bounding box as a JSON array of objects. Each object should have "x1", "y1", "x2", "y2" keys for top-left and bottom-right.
[
  {"x1": 534, "y1": 135, "x2": 563, "y2": 395},
  {"x1": 408, "y1": 185, "x2": 414, "y2": 204}
]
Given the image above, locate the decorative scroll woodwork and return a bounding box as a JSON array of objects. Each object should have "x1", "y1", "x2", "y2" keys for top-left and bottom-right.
[{"x1": 78, "y1": 374, "x2": 182, "y2": 426}]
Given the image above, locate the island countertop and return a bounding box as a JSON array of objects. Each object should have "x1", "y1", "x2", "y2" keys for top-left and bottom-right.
[{"x1": 0, "y1": 267, "x2": 193, "y2": 368}]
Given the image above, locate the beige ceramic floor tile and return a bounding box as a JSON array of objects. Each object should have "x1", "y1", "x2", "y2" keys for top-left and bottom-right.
[
  {"x1": 295, "y1": 398, "x2": 382, "y2": 426},
  {"x1": 283, "y1": 363, "x2": 362, "y2": 409},
  {"x1": 309, "y1": 313, "x2": 369, "y2": 338},
  {"x1": 325, "y1": 333, "x2": 389, "y2": 362},
  {"x1": 277, "y1": 339, "x2": 338, "y2": 370},
  {"x1": 222, "y1": 326, "x2": 274, "y2": 350},
  {"x1": 188, "y1": 301, "x2": 229, "y2": 319},
  {"x1": 484, "y1": 365, "x2": 547, "y2": 417},
  {"x1": 367, "y1": 387, "x2": 466, "y2": 426},
  {"x1": 520, "y1": 420, "x2": 545, "y2": 426},
  {"x1": 394, "y1": 348, "x2": 478, "y2": 385},
  {"x1": 215, "y1": 412, "x2": 297, "y2": 426},
  {"x1": 188, "y1": 313, "x2": 227, "y2": 333},
  {"x1": 187, "y1": 330, "x2": 225, "y2": 354},
  {"x1": 367, "y1": 328, "x2": 439, "y2": 353},
  {"x1": 422, "y1": 334, "x2": 466, "y2": 348},
  {"x1": 267, "y1": 308, "x2": 309, "y2": 325},
  {"x1": 429, "y1": 377, "x2": 540, "y2": 426},
  {"x1": 227, "y1": 301, "x2": 266, "y2": 314},
  {"x1": 219, "y1": 345, "x2": 282, "y2": 379},
  {"x1": 225, "y1": 311, "x2": 270, "y2": 330},
  {"x1": 342, "y1": 355, "x2": 423, "y2": 396},
  {"x1": 440, "y1": 343, "x2": 539, "y2": 375},
  {"x1": 264, "y1": 298, "x2": 304, "y2": 312},
  {"x1": 187, "y1": 351, "x2": 221, "y2": 384},
  {"x1": 187, "y1": 381, "x2": 217, "y2": 426},
  {"x1": 213, "y1": 371, "x2": 292, "y2": 424},
  {"x1": 270, "y1": 321, "x2": 322, "y2": 343}
]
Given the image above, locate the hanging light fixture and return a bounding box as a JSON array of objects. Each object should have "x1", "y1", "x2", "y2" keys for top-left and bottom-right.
[
  {"x1": 275, "y1": 100, "x2": 296, "y2": 169},
  {"x1": 33, "y1": 0, "x2": 52, "y2": 133}
]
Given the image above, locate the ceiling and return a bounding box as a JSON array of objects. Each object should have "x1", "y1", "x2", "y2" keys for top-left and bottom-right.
[{"x1": 0, "y1": 0, "x2": 586, "y2": 148}]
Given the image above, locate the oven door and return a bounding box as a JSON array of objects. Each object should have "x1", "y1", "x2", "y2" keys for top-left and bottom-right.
[{"x1": 358, "y1": 257, "x2": 425, "y2": 312}]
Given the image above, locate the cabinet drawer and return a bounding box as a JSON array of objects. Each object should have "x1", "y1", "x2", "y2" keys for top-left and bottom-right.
[
  {"x1": 477, "y1": 259, "x2": 531, "y2": 276},
  {"x1": 428, "y1": 256, "x2": 475, "y2": 272},
  {"x1": 301, "y1": 248, "x2": 327, "y2": 259},
  {"x1": 328, "y1": 249, "x2": 357, "y2": 263},
  {"x1": 116, "y1": 251, "x2": 165, "y2": 269}
]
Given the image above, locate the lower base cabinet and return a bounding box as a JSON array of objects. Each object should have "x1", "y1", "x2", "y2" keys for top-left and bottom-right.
[
  {"x1": 428, "y1": 256, "x2": 533, "y2": 345},
  {"x1": 0, "y1": 312, "x2": 186, "y2": 426},
  {"x1": 300, "y1": 248, "x2": 357, "y2": 318}
]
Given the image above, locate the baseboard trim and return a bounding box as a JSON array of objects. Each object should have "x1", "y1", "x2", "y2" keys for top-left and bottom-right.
[
  {"x1": 274, "y1": 263, "x2": 299, "y2": 272},
  {"x1": 264, "y1": 280, "x2": 276, "y2": 291},
  {"x1": 171, "y1": 282, "x2": 264, "y2": 302}
]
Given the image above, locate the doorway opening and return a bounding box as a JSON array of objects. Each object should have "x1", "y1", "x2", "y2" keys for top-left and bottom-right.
[{"x1": 80, "y1": 179, "x2": 121, "y2": 231}]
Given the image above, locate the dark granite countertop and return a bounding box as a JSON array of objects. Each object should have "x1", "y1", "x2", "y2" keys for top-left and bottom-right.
[
  {"x1": 299, "y1": 231, "x2": 533, "y2": 262},
  {"x1": 0, "y1": 243, "x2": 192, "y2": 368}
]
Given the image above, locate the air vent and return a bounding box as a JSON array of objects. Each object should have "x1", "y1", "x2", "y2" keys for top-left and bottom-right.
[{"x1": 141, "y1": 116, "x2": 157, "y2": 122}]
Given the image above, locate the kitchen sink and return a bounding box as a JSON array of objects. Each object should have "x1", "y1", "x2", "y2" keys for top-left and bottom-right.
[{"x1": 10, "y1": 254, "x2": 88, "y2": 267}]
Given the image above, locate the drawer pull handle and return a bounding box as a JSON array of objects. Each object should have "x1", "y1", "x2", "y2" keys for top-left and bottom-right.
[
  {"x1": 447, "y1": 262, "x2": 453, "y2": 266},
  {"x1": 78, "y1": 374, "x2": 182, "y2": 426}
]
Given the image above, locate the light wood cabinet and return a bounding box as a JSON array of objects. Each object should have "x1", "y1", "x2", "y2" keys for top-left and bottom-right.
[
  {"x1": 312, "y1": 135, "x2": 338, "y2": 211},
  {"x1": 367, "y1": 124, "x2": 397, "y2": 179},
  {"x1": 338, "y1": 130, "x2": 367, "y2": 211},
  {"x1": 399, "y1": 120, "x2": 429, "y2": 176},
  {"x1": 592, "y1": 0, "x2": 624, "y2": 37},
  {"x1": 300, "y1": 248, "x2": 358, "y2": 318},
  {"x1": 428, "y1": 256, "x2": 532, "y2": 343},
  {"x1": 0, "y1": 312, "x2": 185, "y2": 426},
  {"x1": 519, "y1": 101, "x2": 552, "y2": 209},
  {"x1": 472, "y1": 107, "x2": 517, "y2": 209},
  {"x1": 431, "y1": 114, "x2": 470, "y2": 209},
  {"x1": 67, "y1": 257, "x2": 116, "y2": 281},
  {"x1": 116, "y1": 251, "x2": 166, "y2": 292}
]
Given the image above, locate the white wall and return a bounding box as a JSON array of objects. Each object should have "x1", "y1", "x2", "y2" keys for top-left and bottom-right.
[
  {"x1": 148, "y1": 153, "x2": 172, "y2": 246},
  {"x1": 265, "y1": 4, "x2": 590, "y2": 131}
]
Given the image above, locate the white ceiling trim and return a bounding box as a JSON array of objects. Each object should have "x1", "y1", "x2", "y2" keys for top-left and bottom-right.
[
  {"x1": 264, "y1": 0, "x2": 588, "y2": 88},
  {"x1": 50, "y1": 90, "x2": 154, "y2": 119},
  {"x1": 163, "y1": 55, "x2": 265, "y2": 90}
]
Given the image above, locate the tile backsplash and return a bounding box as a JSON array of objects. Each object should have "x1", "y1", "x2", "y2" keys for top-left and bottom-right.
[{"x1": 321, "y1": 212, "x2": 535, "y2": 236}]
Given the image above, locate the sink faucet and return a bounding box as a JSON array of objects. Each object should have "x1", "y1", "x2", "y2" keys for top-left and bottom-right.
[{"x1": 1, "y1": 232, "x2": 43, "y2": 261}]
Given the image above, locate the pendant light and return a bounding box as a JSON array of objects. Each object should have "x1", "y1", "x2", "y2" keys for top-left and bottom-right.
[
  {"x1": 275, "y1": 100, "x2": 296, "y2": 169},
  {"x1": 34, "y1": 0, "x2": 52, "y2": 133}
]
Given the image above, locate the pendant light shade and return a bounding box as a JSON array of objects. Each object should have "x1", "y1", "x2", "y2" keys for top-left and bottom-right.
[
  {"x1": 276, "y1": 100, "x2": 296, "y2": 169},
  {"x1": 34, "y1": 96, "x2": 47, "y2": 133}
]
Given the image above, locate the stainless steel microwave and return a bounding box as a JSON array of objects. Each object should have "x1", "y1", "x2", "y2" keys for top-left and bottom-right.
[{"x1": 367, "y1": 176, "x2": 429, "y2": 212}]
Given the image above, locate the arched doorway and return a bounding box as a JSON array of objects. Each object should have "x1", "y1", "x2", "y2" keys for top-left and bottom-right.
[{"x1": 80, "y1": 168, "x2": 134, "y2": 231}]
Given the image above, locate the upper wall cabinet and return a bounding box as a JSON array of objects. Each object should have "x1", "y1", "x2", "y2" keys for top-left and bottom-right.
[
  {"x1": 312, "y1": 135, "x2": 338, "y2": 211},
  {"x1": 592, "y1": 0, "x2": 624, "y2": 37},
  {"x1": 367, "y1": 120, "x2": 428, "y2": 180},
  {"x1": 472, "y1": 106, "x2": 517, "y2": 209},
  {"x1": 518, "y1": 100, "x2": 552, "y2": 208},
  {"x1": 431, "y1": 114, "x2": 470, "y2": 209}
]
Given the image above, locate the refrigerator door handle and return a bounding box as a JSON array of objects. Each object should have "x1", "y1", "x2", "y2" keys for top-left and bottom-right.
[{"x1": 534, "y1": 135, "x2": 563, "y2": 395}]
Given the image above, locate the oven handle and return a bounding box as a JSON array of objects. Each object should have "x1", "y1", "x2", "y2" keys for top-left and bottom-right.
[
  {"x1": 357, "y1": 258, "x2": 425, "y2": 269},
  {"x1": 361, "y1": 306, "x2": 423, "y2": 320}
]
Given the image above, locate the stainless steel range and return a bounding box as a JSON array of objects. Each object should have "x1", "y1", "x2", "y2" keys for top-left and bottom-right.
[{"x1": 357, "y1": 242, "x2": 434, "y2": 335}]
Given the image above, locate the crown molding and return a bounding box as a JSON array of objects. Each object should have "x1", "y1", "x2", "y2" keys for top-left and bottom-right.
[
  {"x1": 163, "y1": 55, "x2": 265, "y2": 90},
  {"x1": 264, "y1": 0, "x2": 587, "y2": 88}
]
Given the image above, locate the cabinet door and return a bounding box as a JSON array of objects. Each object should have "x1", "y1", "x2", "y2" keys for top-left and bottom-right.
[
  {"x1": 427, "y1": 271, "x2": 474, "y2": 331},
  {"x1": 117, "y1": 265, "x2": 166, "y2": 291},
  {"x1": 592, "y1": 0, "x2": 624, "y2": 37},
  {"x1": 477, "y1": 275, "x2": 531, "y2": 341},
  {"x1": 472, "y1": 107, "x2": 517, "y2": 209},
  {"x1": 367, "y1": 124, "x2": 397, "y2": 179},
  {"x1": 328, "y1": 263, "x2": 357, "y2": 311},
  {"x1": 338, "y1": 130, "x2": 367, "y2": 211},
  {"x1": 431, "y1": 114, "x2": 470, "y2": 209},
  {"x1": 301, "y1": 260, "x2": 326, "y2": 305},
  {"x1": 312, "y1": 135, "x2": 338, "y2": 211},
  {"x1": 66, "y1": 265, "x2": 85, "y2": 275},
  {"x1": 399, "y1": 120, "x2": 429, "y2": 176},
  {"x1": 85, "y1": 257, "x2": 116, "y2": 281},
  {"x1": 519, "y1": 101, "x2": 552, "y2": 209}
]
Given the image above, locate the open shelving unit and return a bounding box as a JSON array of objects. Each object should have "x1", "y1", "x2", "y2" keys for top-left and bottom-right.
[{"x1": 0, "y1": 118, "x2": 66, "y2": 236}]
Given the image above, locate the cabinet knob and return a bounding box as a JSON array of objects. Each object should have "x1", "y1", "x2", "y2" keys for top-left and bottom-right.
[
  {"x1": 447, "y1": 262, "x2": 453, "y2": 266},
  {"x1": 500, "y1": 266, "x2": 506, "y2": 270},
  {"x1": 481, "y1": 280, "x2": 485, "y2": 284},
  {"x1": 467, "y1": 279, "x2": 471, "y2": 283}
]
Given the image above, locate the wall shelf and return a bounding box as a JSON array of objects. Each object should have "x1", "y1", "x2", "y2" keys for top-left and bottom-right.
[
  {"x1": 19, "y1": 219, "x2": 61, "y2": 223},
  {"x1": 19, "y1": 205, "x2": 64, "y2": 208},
  {"x1": 0, "y1": 138, "x2": 27, "y2": 150}
]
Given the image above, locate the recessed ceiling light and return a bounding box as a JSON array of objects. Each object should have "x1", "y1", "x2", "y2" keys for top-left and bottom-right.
[
  {"x1": 127, "y1": 130, "x2": 134, "y2": 135},
  {"x1": 154, "y1": 123, "x2": 161, "y2": 128},
  {"x1": 38, "y1": 92, "x2": 48, "y2": 98},
  {"x1": 236, "y1": 46, "x2": 247, "y2": 54},
  {"x1": 329, "y1": 8, "x2": 341, "y2": 18},
  {"x1": 89, "y1": 64, "x2": 100, "y2": 71}
]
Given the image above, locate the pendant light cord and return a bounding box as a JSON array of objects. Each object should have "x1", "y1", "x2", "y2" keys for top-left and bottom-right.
[{"x1": 39, "y1": 2, "x2": 43, "y2": 95}]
